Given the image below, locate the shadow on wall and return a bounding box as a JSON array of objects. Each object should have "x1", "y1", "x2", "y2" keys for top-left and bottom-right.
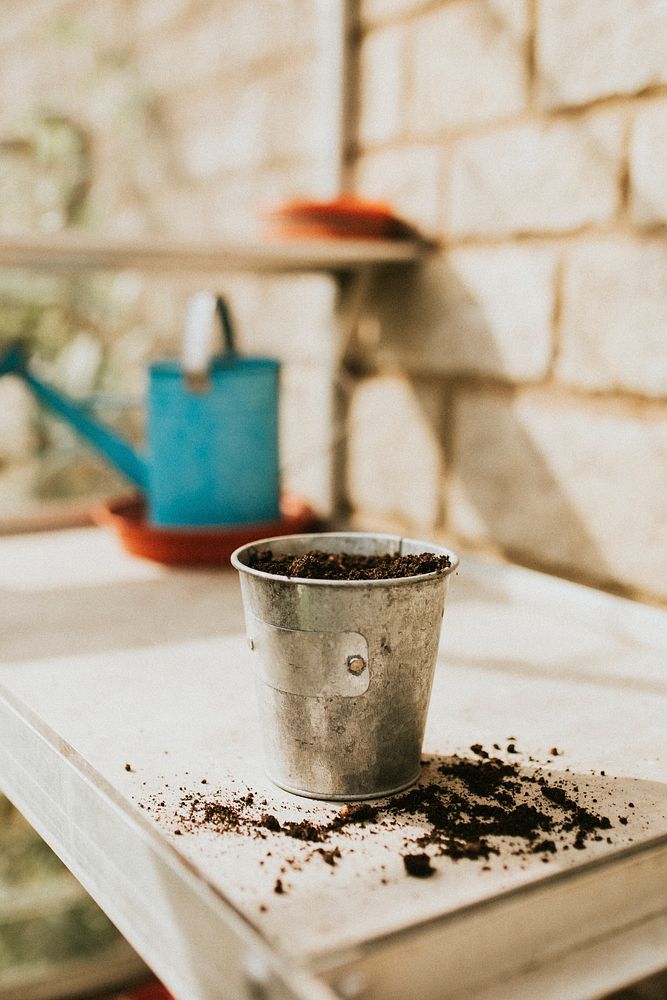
[
  {"x1": 349, "y1": 258, "x2": 616, "y2": 594},
  {"x1": 346, "y1": 0, "x2": 667, "y2": 600}
]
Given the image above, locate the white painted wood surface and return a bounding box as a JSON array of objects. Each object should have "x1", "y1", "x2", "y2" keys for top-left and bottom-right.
[
  {"x1": 0, "y1": 234, "x2": 423, "y2": 275},
  {"x1": 0, "y1": 528, "x2": 666, "y2": 1000}
]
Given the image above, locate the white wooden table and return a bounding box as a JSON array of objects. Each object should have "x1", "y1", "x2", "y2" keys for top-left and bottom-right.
[{"x1": 0, "y1": 528, "x2": 666, "y2": 1000}]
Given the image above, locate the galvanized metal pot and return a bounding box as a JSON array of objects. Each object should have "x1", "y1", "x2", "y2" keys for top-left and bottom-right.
[{"x1": 231, "y1": 532, "x2": 459, "y2": 801}]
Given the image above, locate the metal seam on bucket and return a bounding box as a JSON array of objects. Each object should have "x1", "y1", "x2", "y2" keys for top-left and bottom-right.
[{"x1": 246, "y1": 613, "x2": 370, "y2": 698}]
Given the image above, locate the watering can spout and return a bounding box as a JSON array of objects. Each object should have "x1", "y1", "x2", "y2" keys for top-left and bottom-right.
[
  {"x1": 0, "y1": 341, "x2": 148, "y2": 490},
  {"x1": 2, "y1": 304, "x2": 281, "y2": 529}
]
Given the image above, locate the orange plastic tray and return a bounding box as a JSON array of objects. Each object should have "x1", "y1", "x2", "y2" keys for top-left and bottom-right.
[
  {"x1": 92, "y1": 494, "x2": 318, "y2": 566},
  {"x1": 263, "y1": 195, "x2": 404, "y2": 240}
]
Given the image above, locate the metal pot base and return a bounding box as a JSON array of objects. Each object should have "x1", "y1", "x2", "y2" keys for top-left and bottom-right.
[{"x1": 265, "y1": 769, "x2": 422, "y2": 802}]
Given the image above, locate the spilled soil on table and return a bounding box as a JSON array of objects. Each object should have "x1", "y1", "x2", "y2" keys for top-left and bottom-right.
[{"x1": 139, "y1": 744, "x2": 632, "y2": 888}]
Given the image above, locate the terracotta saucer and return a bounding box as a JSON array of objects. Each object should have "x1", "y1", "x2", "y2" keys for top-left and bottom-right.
[
  {"x1": 262, "y1": 195, "x2": 407, "y2": 240},
  {"x1": 92, "y1": 494, "x2": 318, "y2": 566}
]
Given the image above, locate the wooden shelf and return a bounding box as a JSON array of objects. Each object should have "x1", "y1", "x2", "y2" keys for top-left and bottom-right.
[
  {"x1": 0, "y1": 232, "x2": 425, "y2": 275},
  {"x1": 1, "y1": 528, "x2": 666, "y2": 1000}
]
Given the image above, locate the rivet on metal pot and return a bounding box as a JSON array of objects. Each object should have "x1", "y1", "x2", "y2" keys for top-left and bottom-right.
[{"x1": 347, "y1": 655, "x2": 366, "y2": 675}]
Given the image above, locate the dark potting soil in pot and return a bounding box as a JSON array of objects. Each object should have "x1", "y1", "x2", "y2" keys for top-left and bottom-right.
[{"x1": 246, "y1": 549, "x2": 452, "y2": 580}]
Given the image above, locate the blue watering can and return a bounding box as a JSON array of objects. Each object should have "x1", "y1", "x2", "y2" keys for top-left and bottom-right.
[{"x1": 0, "y1": 295, "x2": 281, "y2": 528}]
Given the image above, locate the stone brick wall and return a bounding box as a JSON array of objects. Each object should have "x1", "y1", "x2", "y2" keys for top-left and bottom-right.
[
  {"x1": 0, "y1": 0, "x2": 665, "y2": 606},
  {"x1": 351, "y1": 0, "x2": 667, "y2": 605}
]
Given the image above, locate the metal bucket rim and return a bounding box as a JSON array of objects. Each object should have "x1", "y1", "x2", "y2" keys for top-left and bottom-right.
[{"x1": 231, "y1": 531, "x2": 459, "y2": 587}]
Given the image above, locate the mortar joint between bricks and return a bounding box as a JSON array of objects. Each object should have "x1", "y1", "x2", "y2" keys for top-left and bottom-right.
[
  {"x1": 548, "y1": 251, "x2": 566, "y2": 375},
  {"x1": 616, "y1": 106, "x2": 634, "y2": 223},
  {"x1": 525, "y1": 0, "x2": 538, "y2": 111}
]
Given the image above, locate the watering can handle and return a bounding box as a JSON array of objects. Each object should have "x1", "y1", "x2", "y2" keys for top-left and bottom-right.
[
  {"x1": 0, "y1": 340, "x2": 28, "y2": 377},
  {"x1": 216, "y1": 296, "x2": 235, "y2": 355},
  {"x1": 182, "y1": 292, "x2": 236, "y2": 392}
]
